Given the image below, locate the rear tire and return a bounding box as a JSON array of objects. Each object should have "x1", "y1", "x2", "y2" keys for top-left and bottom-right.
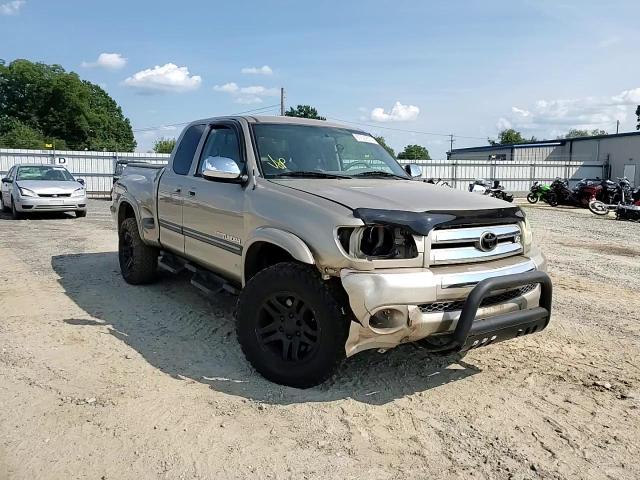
[
  {"x1": 11, "y1": 197, "x2": 23, "y2": 220},
  {"x1": 546, "y1": 192, "x2": 558, "y2": 207},
  {"x1": 75, "y1": 210, "x2": 87, "y2": 218},
  {"x1": 526, "y1": 193, "x2": 538, "y2": 204},
  {"x1": 118, "y1": 217, "x2": 158, "y2": 284},
  {"x1": 236, "y1": 262, "x2": 350, "y2": 388}
]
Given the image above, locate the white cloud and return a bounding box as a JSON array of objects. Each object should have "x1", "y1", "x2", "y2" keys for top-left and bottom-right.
[
  {"x1": 496, "y1": 117, "x2": 512, "y2": 131},
  {"x1": 498, "y1": 87, "x2": 640, "y2": 133},
  {"x1": 124, "y1": 63, "x2": 202, "y2": 93},
  {"x1": 214, "y1": 82, "x2": 279, "y2": 104},
  {"x1": 241, "y1": 65, "x2": 273, "y2": 75},
  {"x1": 370, "y1": 101, "x2": 420, "y2": 122},
  {"x1": 0, "y1": 0, "x2": 25, "y2": 15},
  {"x1": 597, "y1": 36, "x2": 622, "y2": 49},
  {"x1": 213, "y1": 82, "x2": 239, "y2": 93},
  {"x1": 81, "y1": 53, "x2": 127, "y2": 70}
]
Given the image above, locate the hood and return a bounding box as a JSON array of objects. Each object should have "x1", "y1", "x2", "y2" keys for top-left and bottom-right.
[
  {"x1": 16, "y1": 180, "x2": 83, "y2": 194},
  {"x1": 270, "y1": 178, "x2": 512, "y2": 212}
]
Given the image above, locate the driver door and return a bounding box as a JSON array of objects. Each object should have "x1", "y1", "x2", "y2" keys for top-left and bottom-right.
[{"x1": 181, "y1": 123, "x2": 246, "y2": 282}]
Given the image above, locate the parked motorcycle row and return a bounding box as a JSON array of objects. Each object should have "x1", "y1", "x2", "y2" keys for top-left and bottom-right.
[{"x1": 527, "y1": 177, "x2": 640, "y2": 222}]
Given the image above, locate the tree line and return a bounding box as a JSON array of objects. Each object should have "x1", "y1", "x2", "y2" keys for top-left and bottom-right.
[{"x1": 0, "y1": 59, "x2": 136, "y2": 151}]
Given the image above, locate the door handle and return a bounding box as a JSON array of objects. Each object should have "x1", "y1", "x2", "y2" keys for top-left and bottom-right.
[
  {"x1": 174, "y1": 187, "x2": 181, "y2": 193},
  {"x1": 188, "y1": 190, "x2": 196, "y2": 196}
]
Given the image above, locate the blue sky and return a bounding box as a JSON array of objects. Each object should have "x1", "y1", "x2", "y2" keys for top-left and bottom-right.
[{"x1": 2, "y1": 0, "x2": 639, "y2": 157}]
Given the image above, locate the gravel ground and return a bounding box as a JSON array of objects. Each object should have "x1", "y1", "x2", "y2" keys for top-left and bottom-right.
[{"x1": 0, "y1": 199, "x2": 639, "y2": 480}]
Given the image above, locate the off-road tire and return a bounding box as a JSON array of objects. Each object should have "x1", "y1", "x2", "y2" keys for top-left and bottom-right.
[
  {"x1": 236, "y1": 262, "x2": 350, "y2": 388},
  {"x1": 75, "y1": 210, "x2": 87, "y2": 218},
  {"x1": 118, "y1": 217, "x2": 158, "y2": 284},
  {"x1": 526, "y1": 193, "x2": 538, "y2": 204},
  {"x1": 11, "y1": 197, "x2": 23, "y2": 220}
]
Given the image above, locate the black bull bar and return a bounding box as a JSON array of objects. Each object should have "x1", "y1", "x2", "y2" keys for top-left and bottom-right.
[{"x1": 429, "y1": 271, "x2": 553, "y2": 352}]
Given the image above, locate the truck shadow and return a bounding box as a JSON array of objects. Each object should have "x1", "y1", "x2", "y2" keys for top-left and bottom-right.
[{"x1": 52, "y1": 252, "x2": 480, "y2": 405}]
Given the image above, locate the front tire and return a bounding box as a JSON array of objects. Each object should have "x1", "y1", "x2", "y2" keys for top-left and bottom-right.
[
  {"x1": 75, "y1": 210, "x2": 87, "y2": 218},
  {"x1": 526, "y1": 193, "x2": 538, "y2": 204},
  {"x1": 236, "y1": 262, "x2": 350, "y2": 388},
  {"x1": 11, "y1": 197, "x2": 23, "y2": 219},
  {"x1": 0, "y1": 194, "x2": 8, "y2": 212},
  {"x1": 588, "y1": 200, "x2": 609, "y2": 216},
  {"x1": 118, "y1": 217, "x2": 158, "y2": 284}
]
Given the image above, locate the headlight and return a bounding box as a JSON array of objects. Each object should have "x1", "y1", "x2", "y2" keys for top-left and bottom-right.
[
  {"x1": 521, "y1": 218, "x2": 533, "y2": 254},
  {"x1": 19, "y1": 187, "x2": 37, "y2": 197},
  {"x1": 337, "y1": 225, "x2": 418, "y2": 260},
  {"x1": 71, "y1": 187, "x2": 85, "y2": 197}
]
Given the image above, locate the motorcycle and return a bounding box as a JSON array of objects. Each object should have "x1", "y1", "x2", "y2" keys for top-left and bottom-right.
[
  {"x1": 526, "y1": 181, "x2": 553, "y2": 204},
  {"x1": 548, "y1": 178, "x2": 601, "y2": 208},
  {"x1": 468, "y1": 179, "x2": 514, "y2": 202},
  {"x1": 425, "y1": 177, "x2": 451, "y2": 187},
  {"x1": 589, "y1": 177, "x2": 640, "y2": 221}
]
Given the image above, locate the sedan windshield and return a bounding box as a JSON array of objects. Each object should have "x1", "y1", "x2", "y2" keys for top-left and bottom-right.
[
  {"x1": 17, "y1": 166, "x2": 74, "y2": 181},
  {"x1": 252, "y1": 124, "x2": 408, "y2": 179}
]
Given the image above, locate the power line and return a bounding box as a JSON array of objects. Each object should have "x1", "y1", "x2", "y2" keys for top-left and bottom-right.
[
  {"x1": 132, "y1": 103, "x2": 281, "y2": 132},
  {"x1": 323, "y1": 116, "x2": 487, "y2": 140}
]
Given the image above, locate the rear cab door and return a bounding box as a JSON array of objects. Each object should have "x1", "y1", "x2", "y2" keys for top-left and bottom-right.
[{"x1": 157, "y1": 123, "x2": 206, "y2": 254}]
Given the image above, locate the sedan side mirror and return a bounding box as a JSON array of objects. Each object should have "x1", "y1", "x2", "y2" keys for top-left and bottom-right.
[
  {"x1": 77, "y1": 178, "x2": 85, "y2": 186},
  {"x1": 1, "y1": 177, "x2": 12, "y2": 183},
  {"x1": 404, "y1": 164, "x2": 423, "y2": 178},
  {"x1": 201, "y1": 156, "x2": 245, "y2": 182}
]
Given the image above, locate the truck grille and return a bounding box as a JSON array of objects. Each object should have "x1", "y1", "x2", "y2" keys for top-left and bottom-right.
[
  {"x1": 419, "y1": 283, "x2": 537, "y2": 313},
  {"x1": 429, "y1": 224, "x2": 523, "y2": 265}
]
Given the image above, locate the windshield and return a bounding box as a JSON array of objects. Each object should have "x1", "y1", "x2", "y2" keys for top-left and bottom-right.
[
  {"x1": 17, "y1": 165, "x2": 74, "y2": 181},
  {"x1": 252, "y1": 124, "x2": 408, "y2": 179}
]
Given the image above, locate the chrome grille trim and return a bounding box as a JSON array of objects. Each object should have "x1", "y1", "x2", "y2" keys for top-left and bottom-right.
[{"x1": 429, "y1": 223, "x2": 522, "y2": 265}]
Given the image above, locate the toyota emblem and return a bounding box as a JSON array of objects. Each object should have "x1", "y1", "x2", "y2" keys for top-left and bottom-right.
[{"x1": 478, "y1": 232, "x2": 498, "y2": 252}]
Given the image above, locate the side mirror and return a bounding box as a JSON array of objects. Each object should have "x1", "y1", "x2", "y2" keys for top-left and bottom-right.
[
  {"x1": 77, "y1": 178, "x2": 85, "y2": 186},
  {"x1": 201, "y1": 156, "x2": 244, "y2": 182},
  {"x1": 404, "y1": 164, "x2": 423, "y2": 178},
  {"x1": 1, "y1": 177, "x2": 12, "y2": 183}
]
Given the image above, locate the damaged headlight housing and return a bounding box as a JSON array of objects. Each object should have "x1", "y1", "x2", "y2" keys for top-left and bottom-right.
[{"x1": 337, "y1": 225, "x2": 418, "y2": 260}]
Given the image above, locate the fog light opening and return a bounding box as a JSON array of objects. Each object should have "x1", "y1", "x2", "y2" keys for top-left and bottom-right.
[{"x1": 369, "y1": 308, "x2": 407, "y2": 334}]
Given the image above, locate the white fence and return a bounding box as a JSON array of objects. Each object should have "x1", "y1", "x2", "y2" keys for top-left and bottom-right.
[
  {"x1": 399, "y1": 158, "x2": 607, "y2": 193},
  {"x1": 0, "y1": 149, "x2": 170, "y2": 197},
  {"x1": 1, "y1": 148, "x2": 607, "y2": 197}
]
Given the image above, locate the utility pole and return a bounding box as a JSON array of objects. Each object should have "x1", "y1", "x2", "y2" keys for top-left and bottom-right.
[
  {"x1": 280, "y1": 87, "x2": 285, "y2": 116},
  {"x1": 449, "y1": 134, "x2": 455, "y2": 153},
  {"x1": 616, "y1": 120, "x2": 620, "y2": 134}
]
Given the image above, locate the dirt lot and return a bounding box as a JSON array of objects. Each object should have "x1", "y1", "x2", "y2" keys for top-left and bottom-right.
[{"x1": 0, "y1": 199, "x2": 639, "y2": 480}]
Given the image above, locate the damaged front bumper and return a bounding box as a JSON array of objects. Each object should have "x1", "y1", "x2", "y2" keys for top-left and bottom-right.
[{"x1": 340, "y1": 254, "x2": 552, "y2": 356}]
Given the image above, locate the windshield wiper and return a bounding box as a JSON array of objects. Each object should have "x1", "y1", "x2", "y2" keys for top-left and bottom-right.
[
  {"x1": 270, "y1": 171, "x2": 351, "y2": 179},
  {"x1": 351, "y1": 171, "x2": 408, "y2": 179}
]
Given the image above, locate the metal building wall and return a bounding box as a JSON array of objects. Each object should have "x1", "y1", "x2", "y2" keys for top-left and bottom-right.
[{"x1": 0, "y1": 149, "x2": 170, "y2": 197}]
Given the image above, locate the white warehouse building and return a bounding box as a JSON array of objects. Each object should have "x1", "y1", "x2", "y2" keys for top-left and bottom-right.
[{"x1": 448, "y1": 131, "x2": 640, "y2": 187}]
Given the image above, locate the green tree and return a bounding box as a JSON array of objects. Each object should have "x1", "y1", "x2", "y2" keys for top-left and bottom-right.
[
  {"x1": 0, "y1": 59, "x2": 136, "y2": 151},
  {"x1": 560, "y1": 128, "x2": 607, "y2": 139},
  {"x1": 488, "y1": 128, "x2": 536, "y2": 146},
  {"x1": 153, "y1": 137, "x2": 176, "y2": 154},
  {"x1": 374, "y1": 136, "x2": 395, "y2": 157},
  {"x1": 397, "y1": 144, "x2": 430, "y2": 160},
  {"x1": 284, "y1": 104, "x2": 326, "y2": 120}
]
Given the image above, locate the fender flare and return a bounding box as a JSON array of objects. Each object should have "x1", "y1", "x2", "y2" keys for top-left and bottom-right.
[
  {"x1": 242, "y1": 227, "x2": 315, "y2": 284},
  {"x1": 115, "y1": 193, "x2": 159, "y2": 246}
]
